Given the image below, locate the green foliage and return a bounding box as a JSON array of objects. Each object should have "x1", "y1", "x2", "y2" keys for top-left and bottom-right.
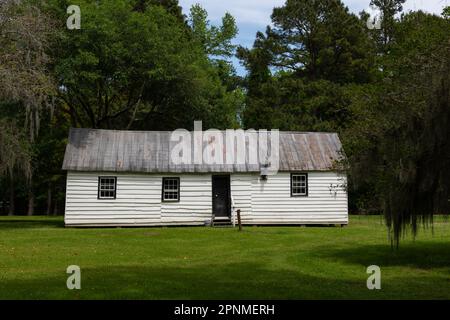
[
  {"x1": 133, "y1": 0, "x2": 185, "y2": 21},
  {"x1": 0, "y1": 0, "x2": 57, "y2": 215},
  {"x1": 369, "y1": 0, "x2": 406, "y2": 52},
  {"x1": 242, "y1": 76, "x2": 353, "y2": 131},
  {"x1": 187, "y1": 3, "x2": 243, "y2": 121},
  {"x1": 443, "y1": 6, "x2": 450, "y2": 19},
  {"x1": 344, "y1": 11, "x2": 450, "y2": 245},
  {"x1": 49, "y1": 0, "x2": 239, "y2": 130},
  {"x1": 239, "y1": 0, "x2": 450, "y2": 243},
  {"x1": 1, "y1": 0, "x2": 242, "y2": 215},
  {"x1": 0, "y1": 0, "x2": 55, "y2": 139},
  {"x1": 188, "y1": 4, "x2": 238, "y2": 58},
  {"x1": 240, "y1": 0, "x2": 375, "y2": 130},
  {"x1": 266, "y1": 0, "x2": 374, "y2": 83}
]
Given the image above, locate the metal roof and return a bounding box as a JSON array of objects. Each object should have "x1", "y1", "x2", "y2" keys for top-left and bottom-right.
[{"x1": 62, "y1": 128, "x2": 345, "y2": 173}]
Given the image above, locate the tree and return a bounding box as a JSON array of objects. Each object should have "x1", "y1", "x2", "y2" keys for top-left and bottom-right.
[
  {"x1": 188, "y1": 4, "x2": 238, "y2": 59},
  {"x1": 443, "y1": 6, "x2": 450, "y2": 19},
  {"x1": 369, "y1": 0, "x2": 406, "y2": 53},
  {"x1": 188, "y1": 4, "x2": 243, "y2": 123},
  {"x1": 0, "y1": 0, "x2": 55, "y2": 138},
  {"x1": 238, "y1": 0, "x2": 374, "y2": 130},
  {"x1": 240, "y1": 0, "x2": 449, "y2": 245},
  {"x1": 264, "y1": 0, "x2": 374, "y2": 83},
  {"x1": 237, "y1": 32, "x2": 272, "y2": 97},
  {"x1": 188, "y1": 5, "x2": 240, "y2": 86},
  {"x1": 0, "y1": 0, "x2": 55, "y2": 215},
  {"x1": 49, "y1": 0, "x2": 240, "y2": 130},
  {"x1": 343, "y1": 11, "x2": 450, "y2": 244},
  {"x1": 1, "y1": 0, "x2": 244, "y2": 215},
  {"x1": 0, "y1": 119, "x2": 32, "y2": 215},
  {"x1": 133, "y1": 0, "x2": 185, "y2": 22}
]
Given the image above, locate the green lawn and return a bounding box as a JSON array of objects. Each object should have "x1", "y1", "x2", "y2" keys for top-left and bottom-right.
[{"x1": 0, "y1": 215, "x2": 449, "y2": 299}]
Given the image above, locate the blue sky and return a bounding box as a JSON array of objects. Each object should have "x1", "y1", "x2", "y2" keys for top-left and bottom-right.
[{"x1": 178, "y1": 0, "x2": 448, "y2": 74}]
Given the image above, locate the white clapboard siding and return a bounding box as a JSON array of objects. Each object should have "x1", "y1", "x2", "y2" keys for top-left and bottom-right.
[
  {"x1": 250, "y1": 172, "x2": 348, "y2": 224},
  {"x1": 161, "y1": 175, "x2": 212, "y2": 225},
  {"x1": 65, "y1": 171, "x2": 348, "y2": 226},
  {"x1": 65, "y1": 172, "x2": 162, "y2": 226},
  {"x1": 230, "y1": 174, "x2": 253, "y2": 224},
  {"x1": 65, "y1": 172, "x2": 215, "y2": 226}
]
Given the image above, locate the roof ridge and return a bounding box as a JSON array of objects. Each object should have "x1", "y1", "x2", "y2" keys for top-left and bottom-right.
[{"x1": 70, "y1": 128, "x2": 338, "y2": 135}]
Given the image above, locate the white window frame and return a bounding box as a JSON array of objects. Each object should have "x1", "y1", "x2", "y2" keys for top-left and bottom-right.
[
  {"x1": 291, "y1": 173, "x2": 308, "y2": 197},
  {"x1": 98, "y1": 176, "x2": 117, "y2": 199},
  {"x1": 162, "y1": 177, "x2": 180, "y2": 202}
]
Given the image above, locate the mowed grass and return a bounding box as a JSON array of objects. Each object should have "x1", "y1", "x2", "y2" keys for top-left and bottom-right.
[{"x1": 0, "y1": 215, "x2": 449, "y2": 300}]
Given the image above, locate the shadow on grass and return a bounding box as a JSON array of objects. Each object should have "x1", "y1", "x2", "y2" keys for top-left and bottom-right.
[
  {"x1": 1, "y1": 262, "x2": 449, "y2": 300},
  {"x1": 0, "y1": 219, "x2": 64, "y2": 230},
  {"x1": 316, "y1": 242, "x2": 450, "y2": 270}
]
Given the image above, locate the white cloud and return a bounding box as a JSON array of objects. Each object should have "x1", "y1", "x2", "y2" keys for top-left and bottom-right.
[
  {"x1": 346, "y1": 0, "x2": 446, "y2": 15},
  {"x1": 179, "y1": 0, "x2": 284, "y2": 25},
  {"x1": 402, "y1": 0, "x2": 447, "y2": 14},
  {"x1": 179, "y1": 0, "x2": 445, "y2": 26}
]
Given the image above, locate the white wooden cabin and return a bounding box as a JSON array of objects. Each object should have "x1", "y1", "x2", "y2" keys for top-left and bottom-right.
[{"x1": 62, "y1": 128, "x2": 348, "y2": 227}]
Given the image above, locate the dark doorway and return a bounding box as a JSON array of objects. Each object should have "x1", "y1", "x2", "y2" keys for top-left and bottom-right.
[{"x1": 212, "y1": 175, "x2": 231, "y2": 218}]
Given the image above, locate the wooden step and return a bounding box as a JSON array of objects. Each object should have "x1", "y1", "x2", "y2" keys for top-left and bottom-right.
[{"x1": 213, "y1": 218, "x2": 232, "y2": 227}]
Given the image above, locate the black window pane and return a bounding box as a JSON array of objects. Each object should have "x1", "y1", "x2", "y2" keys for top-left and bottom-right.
[
  {"x1": 292, "y1": 174, "x2": 307, "y2": 196},
  {"x1": 163, "y1": 178, "x2": 180, "y2": 201}
]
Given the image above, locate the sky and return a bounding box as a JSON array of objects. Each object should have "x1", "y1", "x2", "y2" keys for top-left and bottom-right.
[{"x1": 178, "y1": 0, "x2": 448, "y2": 74}]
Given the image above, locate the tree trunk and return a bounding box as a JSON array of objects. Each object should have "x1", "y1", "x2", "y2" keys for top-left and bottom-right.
[
  {"x1": 46, "y1": 184, "x2": 52, "y2": 215},
  {"x1": 27, "y1": 190, "x2": 34, "y2": 216},
  {"x1": 53, "y1": 200, "x2": 58, "y2": 216},
  {"x1": 26, "y1": 165, "x2": 34, "y2": 216},
  {"x1": 8, "y1": 176, "x2": 14, "y2": 216}
]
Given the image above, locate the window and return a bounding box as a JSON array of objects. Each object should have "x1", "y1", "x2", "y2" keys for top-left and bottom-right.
[
  {"x1": 162, "y1": 177, "x2": 180, "y2": 202},
  {"x1": 98, "y1": 177, "x2": 117, "y2": 199},
  {"x1": 291, "y1": 173, "x2": 308, "y2": 197}
]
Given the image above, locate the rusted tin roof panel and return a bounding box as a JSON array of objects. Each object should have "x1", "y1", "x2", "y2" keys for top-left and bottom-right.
[{"x1": 62, "y1": 128, "x2": 345, "y2": 173}]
